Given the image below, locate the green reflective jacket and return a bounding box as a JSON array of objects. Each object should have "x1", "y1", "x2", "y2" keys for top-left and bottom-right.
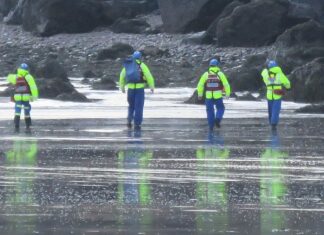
[
  {"x1": 197, "y1": 66, "x2": 231, "y2": 99},
  {"x1": 7, "y1": 69, "x2": 39, "y2": 102},
  {"x1": 119, "y1": 60, "x2": 155, "y2": 90},
  {"x1": 261, "y1": 66, "x2": 291, "y2": 100}
]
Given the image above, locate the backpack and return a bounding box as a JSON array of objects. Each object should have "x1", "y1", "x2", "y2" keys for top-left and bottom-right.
[
  {"x1": 15, "y1": 76, "x2": 30, "y2": 94},
  {"x1": 123, "y1": 57, "x2": 142, "y2": 83}
]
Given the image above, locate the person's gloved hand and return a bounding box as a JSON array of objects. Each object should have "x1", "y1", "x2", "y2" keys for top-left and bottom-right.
[
  {"x1": 198, "y1": 96, "x2": 203, "y2": 101},
  {"x1": 150, "y1": 88, "x2": 154, "y2": 94},
  {"x1": 121, "y1": 88, "x2": 126, "y2": 93}
]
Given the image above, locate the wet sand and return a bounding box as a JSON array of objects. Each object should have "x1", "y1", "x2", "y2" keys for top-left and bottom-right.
[{"x1": 0, "y1": 118, "x2": 323, "y2": 235}]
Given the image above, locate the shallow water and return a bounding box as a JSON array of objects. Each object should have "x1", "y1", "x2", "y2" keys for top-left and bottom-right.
[{"x1": 0, "y1": 118, "x2": 323, "y2": 235}]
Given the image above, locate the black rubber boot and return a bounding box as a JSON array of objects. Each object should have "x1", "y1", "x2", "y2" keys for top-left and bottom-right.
[
  {"x1": 215, "y1": 118, "x2": 221, "y2": 128},
  {"x1": 25, "y1": 117, "x2": 32, "y2": 134},
  {"x1": 14, "y1": 116, "x2": 20, "y2": 133},
  {"x1": 271, "y1": 124, "x2": 277, "y2": 131},
  {"x1": 127, "y1": 122, "x2": 132, "y2": 129}
]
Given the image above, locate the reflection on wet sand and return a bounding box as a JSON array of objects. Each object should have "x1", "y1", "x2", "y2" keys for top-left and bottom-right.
[
  {"x1": 260, "y1": 131, "x2": 288, "y2": 234},
  {"x1": 0, "y1": 117, "x2": 323, "y2": 234},
  {"x1": 3, "y1": 139, "x2": 38, "y2": 234},
  {"x1": 195, "y1": 131, "x2": 230, "y2": 234}
]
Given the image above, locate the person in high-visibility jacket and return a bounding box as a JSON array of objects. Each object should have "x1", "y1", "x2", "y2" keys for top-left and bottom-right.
[
  {"x1": 7, "y1": 63, "x2": 39, "y2": 133},
  {"x1": 197, "y1": 59, "x2": 231, "y2": 131},
  {"x1": 261, "y1": 60, "x2": 291, "y2": 131},
  {"x1": 119, "y1": 51, "x2": 155, "y2": 130}
]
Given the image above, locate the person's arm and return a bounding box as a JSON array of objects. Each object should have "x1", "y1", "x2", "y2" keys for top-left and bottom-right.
[
  {"x1": 261, "y1": 69, "x2": 269, "y2": 85},
  {"x1": 119, "y1": 68, "x2": 126, "y2": 93},
  {"x1": 26, "y1": 74, "x2": 38, "y2": 99},
  {"x1": 7, "y1": 74, "x2": 17, "y2": 85},
  {"x1": 197, "y1": 72, "x2": 208, "y2": 98},
  {"x1": 280, "y1": 72, "x2": 291, "y2": 90},
  {"x1": 219, "y1": 71, "x2": 231, "y2": 97},
  {"x1": 141, "y1": 63, "x2": 155, "y2": 91}
]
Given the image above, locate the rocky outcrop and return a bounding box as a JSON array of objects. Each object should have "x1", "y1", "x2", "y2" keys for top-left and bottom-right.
[
  {"x1": 97, "y1": 43, "x2": 134, "y2": 61},
  {"x1": 288, "y1": 58, "x2": 324, "y2": 103},
  {"x1": 217, "y1": 0, "x2": 293, "y2": 47},
  {"x1": 296, "y1": 103, "x2": 324, "y2": 114},
  {"x1": 158, "y1": 0, "x2": 238, "y2": 33},
  {"x1": 3, "y1": 0, "x2": 158, "y2": 36},
  {"x1": 111, "y1": 18, "x2": 151, "y2": 34},
  {"x1": 34, "y1": 57, "x2": 89, "y2": 102},
  {"x1": 271, "y1": 20, "x2": 324, "y2": 73}
]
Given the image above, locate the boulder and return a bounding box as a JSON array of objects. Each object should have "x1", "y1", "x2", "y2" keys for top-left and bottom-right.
[
  {"x1": 158, "y1": 0, "x2": 238, "y2": 33},
  {"x1": 288, "y1": 57, "x2": 324, "y2": 103},
  {"x1": 108, "y1": 0, "x2": 159, "y2": 20},
  {"x1": 184, "y1": 90, "x2": 204, "y2": 105},
  {"x1": 92, "y1": 77, "x2": 117, "y2": 90},
  {"x1": 111, "y1": 18, "x2": 151, "y2": 34},
  {"x1": 202, "y1": 0, "x2": 244, "y2": 44},
  {"x1": 97, "y1": 43, "x2": 134, "y2": 61},
  {"x1": 217, "y1": 0, "x2": 291, "y2": 47},
  {"x1": 271, "y1": 20, "x2": 324, "y2": 73},
  {"x1": 142, "y1": 46, "x2": 169, "y2": 58},
  {"x1": 228, "y1": 53, "x2": 267, "y2": 91},
  {"x1": 296, "y1": 103, "x2": 324, "y2": 114},
  {"x1": 4, "y1": 0, "x2": 112, "y2": 36},
  {"x1": 56, "y1": 91, "x2": 89, "y2": 102}
]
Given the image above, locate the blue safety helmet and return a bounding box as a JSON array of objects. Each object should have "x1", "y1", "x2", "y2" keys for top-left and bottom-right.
[
  {"x1": 209, "y1": 59, "x2": 219, "y2": 66},
  {"x1": 267, "y1": 60, "x2": 278, "y2": 69},
  {"x1": 132, "y1": 51, "x2": 142, "y2": 60},
  {"x1": 20, "y1": 63, "x2": 29, "y2": 70}
]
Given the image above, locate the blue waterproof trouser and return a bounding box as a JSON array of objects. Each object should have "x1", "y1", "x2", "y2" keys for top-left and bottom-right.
[
  {"x1": 205, "y1": 98, "x2": 225, "y2": 129},
  {"x1": 127, "y1": 88, "x2": 145, "y2": 126},
  {"x1": 267, "y1": 99, "x2": 281, "y2": 125},
  {"x1": 15, "y1": 101, "x2": 31, "y2": 117}
]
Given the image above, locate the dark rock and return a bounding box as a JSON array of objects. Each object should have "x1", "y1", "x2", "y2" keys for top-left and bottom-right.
[
  {"x1": 81, "y1": 78, "x2": 90, "y2": 85},
  {"x1": 0, "y1": 0, "x2": 19, "y2": 17},
  {"x1": 56, "y1": 91, "x2": 89, "y2": 102},
  {"x1": 142, "y1": 46, "x2": 168, "y2": 58},
  {"x1": 217, "y1": 0, "x2": 292, "y2": 47},
  {"x1": 296, "y1": 103, "x2": 324, "y2": 114},
  {"x1": 289, "y1": 57, "x2": 324, "y2": 103},
  {"x1": 111, "y1": 18, "x2": 150, "y2": 34},
  {"x1": 158, "y1": 0, "x2": 238, "y2": 33},
  {"x1": 202, "y1": 0, "x2": 244, "y2": 44},
  {"x1": 108, "y1": 0, "x2": 159, "y2": 20},
  {"x1": 33, "y1": 57, "x2": 68, "y2": 81},
  {"x1": 92, "y1": 77, "x2": 117, "y2": 90},
  {"x1": 271, "y1": 20, "x2": 324, "y2": 73},
  {"x1": 97, "y1": 43, "x2": 134, "y2": 61},
  {"x1": 22, "y1": 0, "x2": 111, "y2": 36},
  {"x1": 228, "y1": 53, "x2": 267, "y2": 91},
  {"x1": 275, "y1": 20, "x2": 324, "y2": 48},
  {"x1": 184, "y1": 90, "x2": 205, "y2": 105},
  {"x1": 83, "y1": 70, "x2": 97, "y2": 78}
]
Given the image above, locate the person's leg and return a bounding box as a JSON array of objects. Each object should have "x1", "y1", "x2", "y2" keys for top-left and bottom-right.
[
  {"x1": 215, "y1": 98, "x2": 225, "y2": 127},
  {"x1": 205, "y1": 99, "x2": 215, "y2": 131},
  {"x1": 270, "y1": 99, "x2": 282, "y2": 126},
  {"x1": 24, "y1": 101, "x2": 32, "y2": 131},
  {"x1": 267, "y1": 100, "x2": 273, "y2": 124},
  {"x1": 14, "y1": 101, "x2": 22, "y2": 132},
  {"x1": 134, "y1": 88, "x2": 145, "y2": 127},
  {"x1": 127, "y1": 89, "x2": 136, "y2": 126}
]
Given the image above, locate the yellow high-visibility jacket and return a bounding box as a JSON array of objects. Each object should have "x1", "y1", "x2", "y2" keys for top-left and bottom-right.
[
  {"x1": 261, "y1": 66, "x2": 291, "y2": 100},
  {"x1": 197, "y1": 66, "x2": 231, "y2": 99},
  {"x1": 119, "y1": 60, "x2": 155, "y2": 90},
  {"x1": 7, "y1": 68, "x2": 39, "y2": 102}
]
